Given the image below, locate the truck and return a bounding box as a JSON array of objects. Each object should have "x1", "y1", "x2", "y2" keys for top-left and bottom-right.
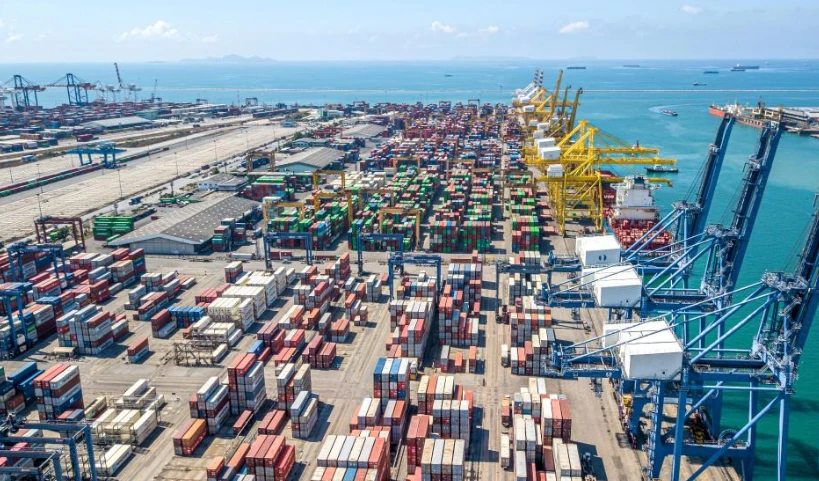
[
  {"x1": 501, "y1": 395, "x2": 512, "y2": 428},
  {"x1": 21, "y1": 154, "x2": 37, "y2": 163},
  {"x1": 129, "y1": 196, "x2": 142, "y2": 205},
  {"x1": 501, "y1": 344, "x2": 510, "y2": 367}
]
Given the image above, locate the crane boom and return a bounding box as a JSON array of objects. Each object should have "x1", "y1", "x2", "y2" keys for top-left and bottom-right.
[{"x1": 689, "y1": 115, "x2": 736, "y2": 237}]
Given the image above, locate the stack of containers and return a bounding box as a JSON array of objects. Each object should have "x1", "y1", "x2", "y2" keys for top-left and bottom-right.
[
  {"x1": 386, "y1": 299, "x2": 432, "y2": 360},
  {"x1": 542, "y1": 396, "x2": 573, "y2": 444},
  {"x1": 224, "y1": 261, "x2": 243, "y2": 283},
  {"x1": 222, "y1": 285, "x2": 266, "y2": 320},
  {"x1": 379, "y1": 399, "x2": 408, "y2": 445},
  {"x1": 237, "y1": 271, "x2": 283, "y2": 307},
  {"x1": 365, "y1": 275, "x2": 382, "y2": 301},
  {"x1": 126, "y1": 337, "x2": 149, "y2": 363},
  {"x1": 207, "y1": 297, "x2": 255, "y2": 331},
  {"x1": 95, "y1": 444, "x2": 133, "y2": 475},
  {"x1": 431, "y1": 397, "x2": 471, "y2": 444},
  {"x1": 126, "y1": 285, "x2": 146, "y2": 310},
  {"x1": 314, "y1": 435, "x2": 390, "y2": 481},
  {"x1": 289, "y1": 390, "x2": 319, "y2": 439},
  {"x1": 190, "y1": 376, "x2": 231, "y2": 435},
  {"x1": 275, "y1": 363, "x2": 312, "y2": 412},
  {"x1": 418, "y1": 438, "x2": 466, "y2": 481},
  {"x1": 511, "y1": 215, "x2": 541, "y2": 253},
  {"x1": 56, "y1": 306, "x2": 114, "y2": 355},
  {"x1": 552, "y1": 439, "x2": 583, "y2": 480},
  {"x1": 109, "y1": 259, "x2": 136, "y2": 286},
  {"x1": 372, "y1": 358, "x2": 410, "y2": 404},
  {"x1": 227, "y1": 354, "x2": 266, "y2": 415},
  {"x1": 150, "y1": 309, "x2": 174, "y2": 338},
  {"x1": 513, "y1": 414, "x2": 542, "y2": 466},
  {"x1": 168, "y1": 306, "x2": 206, "y2": 328},
  {"x1": 195, "y1": 284, "x2": 230, "y2": 304},
  {"x1": 173, "y1": 419, "x2": 207, "y2": 456},
  {"x1": 33, "y1": 363, "x2": 83, "y2": 420},
  {"x1": 406, "y1": 415, "x2": 432, "y2": 471},
  {"x1": 245, "y1": 434, "x2": 296, "y2": 481},
  {"x1": 258, "y1": 409, "x2": 287, "y2": 435}
]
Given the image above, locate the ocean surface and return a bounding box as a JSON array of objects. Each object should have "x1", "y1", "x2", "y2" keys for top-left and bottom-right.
[{"x1": 5, "y1": 60, "x2": 819, "y2": 478}]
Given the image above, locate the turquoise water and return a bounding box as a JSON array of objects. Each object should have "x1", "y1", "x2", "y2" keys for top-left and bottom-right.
[{"x1": 5, "y1": 60, "x2": 819, "y2": 478}]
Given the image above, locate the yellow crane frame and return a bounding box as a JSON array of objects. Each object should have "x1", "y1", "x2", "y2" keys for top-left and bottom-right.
[
  {"x1": 262, "y1": 199, "x2": 305, "y2": 225},
  {"x1": 529, "y1": 120, "x2": 676, "y2": 234},
  {"x1": 378, "y1": 207, "x2": 422, "y2": 249},
  {"x1": 313, "y1": 191, "x2": 357, "y2": 224},
  {"x1": 246, "y1": 149, "x2": 276, "y2": 173},
  {"x1": 312, "y1": 169, "x2": 347, "y2": 190},
  {"x1": 358, "y1": 188, "x2": 398, "y2": 207}
]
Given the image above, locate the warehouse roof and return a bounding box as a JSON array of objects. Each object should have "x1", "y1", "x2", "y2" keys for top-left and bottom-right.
[
  {"x1": 83, "y1": 116, "x2": 153, "y2": 129},
  {"x1": 108, "y1": 194, "x2": 257, "y2": 246},
  {"x1": 344, "y1": 123, "x2": 386, "y2": 138},
  {"x1": 276, "y1": 147, "x2": 344, "y2": 171}
]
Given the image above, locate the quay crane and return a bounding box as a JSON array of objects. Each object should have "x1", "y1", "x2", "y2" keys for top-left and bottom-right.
[
  {"x1": 3, "y1": 75, "x2": 46, "y2": 110},
  {"x1": 115, "y1": 62, "x2": 142, "y2": 101},
  {"x1": 529, "y1": 120, "x2": 677, "y2": 234},
  {"x1": 46, "y1": 73, "x2": 96, "y2": 106},
  {"x1": 545, "y1": 193, "x2": 819, "y2": 481}
]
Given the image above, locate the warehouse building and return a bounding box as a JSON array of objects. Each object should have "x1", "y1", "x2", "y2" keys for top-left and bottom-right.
[
  {"x1": 197, "y1": 173, "x2": 248, "y2": 192},
  {"x1": 82, "y1": 116, "x2": 154, "y2": 131},
  {"x1": 275, "y1": 147, "x2": 345, "y2": 173},
  {"x1": 291, "y1": 137, "x2": 331, "y2": 149},
  {"x1": 108, "y1": 194, "x2": 257, "y2": 255},
  {"x1": 343, "y1": 123, "x2": 387, "y2": 140}
]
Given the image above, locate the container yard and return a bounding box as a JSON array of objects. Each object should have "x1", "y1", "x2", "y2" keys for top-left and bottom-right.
[{"x1": 0, "y1": 68, "x2": 813, "y2": 481}]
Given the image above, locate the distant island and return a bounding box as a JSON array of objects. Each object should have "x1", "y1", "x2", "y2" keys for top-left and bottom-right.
[{"x1": 180, "y1": 54, "x2": 277, "y2": 64}]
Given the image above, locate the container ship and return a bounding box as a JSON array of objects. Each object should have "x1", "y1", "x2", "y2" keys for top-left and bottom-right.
[
  {"x1": 605, "y1": 177, "x2": 672, "y2": 251},
  {"x1": 708, "y1": 99, "x2": 819, "y2": 136}
]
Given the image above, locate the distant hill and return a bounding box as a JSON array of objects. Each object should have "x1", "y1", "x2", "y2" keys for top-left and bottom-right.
[{"x1": 180, "y1": 54, "x2": 277, "y2": 63}]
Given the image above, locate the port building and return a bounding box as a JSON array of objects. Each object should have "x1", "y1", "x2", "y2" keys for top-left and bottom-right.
[
  {"x1": 275, "y1": 147, "x2": 345, "y2": 173},
  {"x1": 107, "y1": 194, "x2": 256, "y2": 255}
]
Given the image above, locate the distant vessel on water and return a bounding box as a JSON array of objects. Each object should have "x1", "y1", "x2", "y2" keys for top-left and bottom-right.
[
  {"x1": 731, "y1": 63, "x2": 760, "y2": 72},
  {"x1": 646, "y1": 164, "x2": 678, "y2": 173},
  {"x1": 566, "y1": 66, "x2": 586, "y2": 70},
  {"x1": 661, "y1": 109, "x2": 678, "y2": 117},
  {"x1": 704, "y1": 70, "x2": 719, "y2": 74},
  {"x1": 623, "y1": 64, "x2": 640, "y2": 68},
  {"x1": 444, "y1": 74, "x2": 453, "y2": 77},
  {"x1": 693, "y1": 82, "x2": 707, "y2": 86}
]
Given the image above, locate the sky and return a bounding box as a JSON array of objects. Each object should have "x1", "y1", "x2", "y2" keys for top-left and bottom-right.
[{"x1": 0, "y1": 0, "x2": 818, "y2": 62}]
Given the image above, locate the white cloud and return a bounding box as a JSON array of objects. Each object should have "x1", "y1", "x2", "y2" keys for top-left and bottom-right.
[
  {"x1": 116, "y1": 20, "x2": 217, "y2": 43},
  {"x1": 681, "y1": 5, "x2": 702, "y2": 14},
  {"x1": 480, "y1": 25, "x2": 500, "y2": 34},
  {"x1": 559, "y1": 21, "x2": 589, "y2": 34},
  {"x1": 5, "y1": 33, "x2": 22, "y2": 44},
  {"x1": 0, "y1": 18, "x2": 5, "y2": 29},
  {"x1": 367, "y1": 35, "x2": 379, "y2": 43},
  {"x1": 431, "y1": 21, "x2": 456, "y2": 34},
  {"x1": 455, "y1": 32, "x2": 470, "y2": 39},
  {"x1": 116, "y1": 20, "x2": 180, "y2": 42}
]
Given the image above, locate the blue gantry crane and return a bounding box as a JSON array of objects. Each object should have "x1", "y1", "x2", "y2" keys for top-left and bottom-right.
[
  {"x1": 546, "y1": 194, "x2": 819, "y2": 480},
  {"x1": 66, "y1": 142, "x2": 126, "y2": 169},
  {"x1": 46, "y1": 73, "x2": 97, "y2": 106},
  {"x1": 0, "y1": 282, "x2": 31, "y2": 358},
  {"x1": 387, "y1": 252, "x2": 442, "y2": 299},
  {"x1": 5, "y1": 75, "x2": 46, "y2": 110},
  {"x1": 263, "y1": 232, "x2": 313, "y2": 268},
  {"x1": 0, "y1": 419, "x2": 98, "y2": 481},
  {"x1": 7, "y1": 241, "x2": 73, "y2": 285},
  {"x1": 356, "y1": 233, "x2": 404, "y2": 275}
]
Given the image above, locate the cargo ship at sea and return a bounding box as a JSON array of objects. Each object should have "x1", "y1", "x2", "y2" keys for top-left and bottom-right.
[
  {"x1": 604, "y1": 177, "x2": 672, "y2": 251},
  {"x1": 709, "y1": 99, "x2": 819, "y2": 136}
]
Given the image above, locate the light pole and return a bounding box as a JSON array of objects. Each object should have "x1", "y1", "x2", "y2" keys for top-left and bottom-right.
[
  {"x1": 36, "y1": 193, "x2": 44, "y2": 219},
  {"x1": 8, "y1": 167, "x2": 13, "y2": 183},
  {"x1": 172, "y1": 153, "x2": 180, "y2": 196},
  {"x1": 114, "y1": 169, "x2": 124, "y2": 215}
]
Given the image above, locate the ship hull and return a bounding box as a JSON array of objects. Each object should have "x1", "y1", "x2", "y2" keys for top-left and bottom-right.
[{"x1": 708, "y1": 106, "x2": 767, "y2": 129}]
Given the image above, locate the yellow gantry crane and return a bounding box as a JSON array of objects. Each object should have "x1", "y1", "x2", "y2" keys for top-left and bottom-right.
[
  {"x1": 262, "y1": 199, "x2": 306, "y2": 225},
  {"x1": 312, "y1": 169, "x2": 347, "y2": 190},
  {"x1": 357, "y1": 188, "x2": 399, "y2": 207},
  {"x1": 528, "y1": 120, "x2": 676, "y2": 234},
  {"x1": 313, "y1": 191, "x2": 357, "y2": 224},
  {"x1": 378, "y1": 207, "x2": 422, "y2": 249}
]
